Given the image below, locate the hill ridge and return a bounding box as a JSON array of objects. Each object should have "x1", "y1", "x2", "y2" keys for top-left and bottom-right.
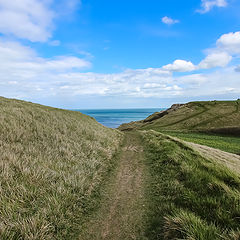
[{"x1": 118, "y1": 100, "x2": 240, "y2": 133}]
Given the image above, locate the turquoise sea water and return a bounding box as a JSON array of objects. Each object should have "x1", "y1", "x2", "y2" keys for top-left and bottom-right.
[{"x1": 74, "y1": 108, "x2": 165, "y2": 128}]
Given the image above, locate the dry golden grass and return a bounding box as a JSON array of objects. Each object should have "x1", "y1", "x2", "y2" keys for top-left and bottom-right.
[{"x1": 0, "y1": 97, "x2": 122, "y2": 239}]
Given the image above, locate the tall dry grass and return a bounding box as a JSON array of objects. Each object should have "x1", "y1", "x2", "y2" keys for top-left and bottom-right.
[{"x1": 0, "y1": 97, "x2": 122, "y2": 239}]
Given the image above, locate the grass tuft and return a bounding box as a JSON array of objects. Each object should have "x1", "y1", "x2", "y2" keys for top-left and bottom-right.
[
  {"x1": 142, "y1": 130, "x2": 240, "y2": 240},
  {"x1": 164, "y1": 210, "x2": 220, "y2": 240},
  {"x1": 0, "y1": 97, "x2": 123, "y2": 239}
]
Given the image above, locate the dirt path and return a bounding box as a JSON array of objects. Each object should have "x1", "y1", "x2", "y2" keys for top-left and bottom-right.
[{"x1": 80, "y1": 132, "x2": 147, "y2": 240}]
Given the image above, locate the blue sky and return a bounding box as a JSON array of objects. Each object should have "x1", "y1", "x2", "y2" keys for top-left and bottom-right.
[{"x1": 0, "y1": 0, "x2": 240, "y2": 108}]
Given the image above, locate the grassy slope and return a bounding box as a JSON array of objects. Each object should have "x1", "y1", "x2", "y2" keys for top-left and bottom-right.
[
  {"x1": 144, "y1": 101, "x2": 240, "y2": 131},
  {"x1": 142, "y1": 130, "x2": 240, "y2": 240},
  {"x1": 119, "y1": 100, "x2": 240, "y2": 154},
  {"x1": 161, "y1": 131, "x2": 240, "y2": 155},
  {"x1": 0, "y1": 97, "x2": 122, "y2": 239},
  {"x1": 119, "y1": 100, "x2": 240, "y2": 132}
]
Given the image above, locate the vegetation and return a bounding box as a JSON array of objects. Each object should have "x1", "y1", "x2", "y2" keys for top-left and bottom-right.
[
  {"x1": 80, "y1": 132, "x2": 147, "y2": 240},
  {"x1": 1, "y1": 96, "x2": 240, "y2": 239},
  {"x1": 119, "y1": 100, "x2": 240, "y2": 132},
  {"x1": 142, "y1": 130, "x2": 240, "y2": 240},
  {"x1": 119, "y1": 100, "x2": 240, "y2": 155},
  {"x1": 0, "y1": 97, "x2": 122, "y2": 239},
  {"x1": 160, "y1": 131, "x2": 240, "y2": 155}
]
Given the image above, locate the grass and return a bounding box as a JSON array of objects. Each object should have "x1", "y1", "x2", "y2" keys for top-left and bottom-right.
[
  {"x1": 0, "y1": 97, "x2": 123, "y2": 239},
  {"x1": 141, "y1": 130, "x2": 240, "y2": 240},
  {"x1": 160, "y1": 131, "x2": 240, "y2": 155},
  {"x1": 119, "y1": 100, "x2": 240, "y2": 132},
  {"x1": 118, "y1": 100, "x2": 240, "y2": 156},
  {"x1": 1, "y1": 96, "x2": 240, "y2": 239},
  {"x1": 143, "y1": 100, "x2": 240, "y2": 131}
]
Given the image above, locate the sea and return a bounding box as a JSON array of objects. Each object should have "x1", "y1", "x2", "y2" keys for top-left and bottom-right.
[{"x1": 74, "y1": 108, "x2": 165, "y2": 128}]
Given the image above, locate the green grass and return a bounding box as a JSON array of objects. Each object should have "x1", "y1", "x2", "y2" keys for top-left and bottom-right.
[
  {"x1": 143, "y1": 100, "x2": 240, "y2": 131},
  {"x1": 142, "y1": 130, "x2": 240, "y2": 240},
  {"x1": 0, "y1": 97, "x2": 123, "y2": 239},
  {"x1": 160, "y1": 131, "x2": 240, "y2": 155},
  {"x1": 119, "y1": 100, "x2": 240, "y2": 156},
  {"x1": 2, "y1": 96, "x2": 240, "y2": 239},
  {"x1": 119, "y1": 100, "x2": 240, "y2": 132}
]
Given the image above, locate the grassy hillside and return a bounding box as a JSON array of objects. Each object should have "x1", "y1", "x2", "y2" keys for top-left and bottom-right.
[
  {"x1": 119, "y1": 100, "x2": 240, "y2": 132},
  {"x1": 1, "y1": 97, "x2": 240, "y2": 239},
  {"x1": 0, "y1": 97, "x2": 122, "y2": 239},
  {"x1": 119, "y1": 100, "x2": 240, "y2": 154},
  {"x1": 142, "y1": 130, "x2": 240, "y2": 240},
  {"x1": 161, "y1": 131, "x2": 240, "y2": 155}
]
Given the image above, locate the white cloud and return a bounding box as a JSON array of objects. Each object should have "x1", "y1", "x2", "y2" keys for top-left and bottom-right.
[
  {"x1": 161, "y1": 32, "x2": 240, "y2": 73},
  {"x1": 161, "y1": 34, "x2": 236, "y2": 73},
  {"x1": 0, "y1": 0, "x2": 55, "y2": 42},
  {"x1": 0, "y1": 40, "x2": 180, "y2": 98},
  {"x1": 162, "y1": 60, "x2": 196, "y2": 72},
  {"x1": 197, "y1": 31, "x2": 240, "y2": 70},
  {"x1": 197, "y1": 0, "x2": 228, "y2": 13},
  {"x1": 0, "y1": 0, "x2": 81, "y2": 42},
  {"x1": 198, "y1": 52, "x2": 232, "y2": 69},
  {"x1": 182, "y1": 67, "x2": 240, "y2": 96},
  {"x1": 177, "y1": 74, "x2": 208, "y2": 85},
  {"x1": 162, "y1": 16, "x2": 179, "y2": 25},
  {"x1": 11, "y1": 65, "x2": 237, "y2": 99},
  {"x1": 0, "y1": 39, "x2": 90, "y2": 82},
  {"x1": 216, "y1": 32, "x2": 240, "y2": 54},
  {"x1": 0, "y1": 29, "x2": 240, "y2": 102}
]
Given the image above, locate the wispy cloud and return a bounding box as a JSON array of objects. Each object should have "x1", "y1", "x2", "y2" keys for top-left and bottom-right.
[
  {"x1": 197, "y1": 0, "x2": 228, "y2": 13},
  {"x1": 161, "y1": 16, "x2": 179, "y2": 25},
  {"x1": 0, "y1": 39, "x2": 90, "y2": 76},
  {"x1": 49, "y1": 40, "x2": 61, "y2": 46},
  {"x1": 1, "y1": 31, "x2": 240, "y2": 101},
  {"x1": 0, "y1": 0, "x2": 239, "y2": 107},
  {"x1": 0, "y1": 0, "x2": 81, "y2": 42},
  {"x1": 0, "y1": 0, "x2": 54, "y2": 42}
]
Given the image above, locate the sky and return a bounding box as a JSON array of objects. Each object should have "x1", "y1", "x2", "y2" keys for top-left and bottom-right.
[{"x1": 0, "y1": 0, "x2": 240, "y2": 109}]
